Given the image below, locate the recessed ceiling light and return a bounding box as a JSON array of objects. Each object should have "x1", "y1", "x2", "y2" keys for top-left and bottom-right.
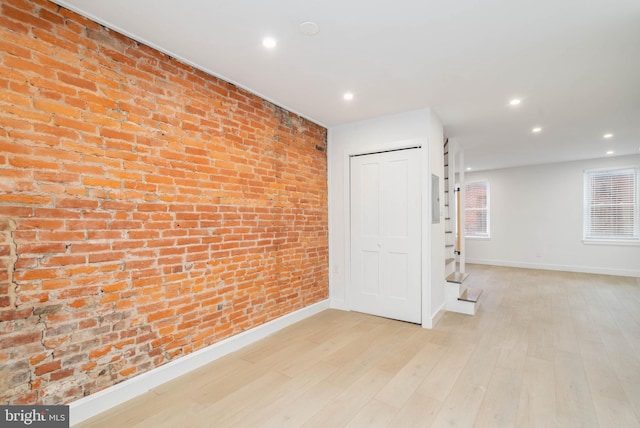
[
  {"x1": 606, "y1": 150, "x2": 614, "y2": 155},
  {"x1": 466, "y1": 167, "x2": 472, "y2": 171},
  {"x1": 262, "y1": 37, "x2": 277, "y2": 49},
  {"x1": 509, "y1": 98, "x2": 522, "y2": 106},
  {"x1": 343, "y1": 92, "x2": 354, "y2": 101},
  {"x1": 299, "y1": 21, "x2": 320, "y2": 36},
  {"x1": 532, "y1": 127, "x2": 542, "y2": 133},
  {"x1": 603, "y1": 133, "x2": 613, "y2": 139}
]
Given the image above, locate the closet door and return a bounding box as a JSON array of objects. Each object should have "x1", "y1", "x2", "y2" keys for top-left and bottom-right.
[{"x1": 350, "y1": 148, "x2": 421, "y2": 323}]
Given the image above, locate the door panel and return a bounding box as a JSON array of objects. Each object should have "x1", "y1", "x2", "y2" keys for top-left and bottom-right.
[
  {"x1": 350, "y1": 148, "x2": 421, "y2": 323},
  {"x1": 362, "y1": 251, "x2": 380, "y2": 295},
  {"x1": 385, "y1": 252, "x2": 408, "y2": 299}
]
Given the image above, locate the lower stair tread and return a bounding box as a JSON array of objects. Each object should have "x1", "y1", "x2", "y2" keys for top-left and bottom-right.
[
  {"x1": 458, "y1": 287, "x2": 482, "y2": 303},
  {"x1": 446, "y1": 272, "x2": 469, "y2": 284}
]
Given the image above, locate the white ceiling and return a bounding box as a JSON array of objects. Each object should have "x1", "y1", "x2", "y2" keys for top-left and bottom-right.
[{"x1": 53, "y1": 0, "x2": 640, "y2": 171}]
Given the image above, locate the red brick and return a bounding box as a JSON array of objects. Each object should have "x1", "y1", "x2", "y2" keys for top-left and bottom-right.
[
  {"x1": 58, "y1": 72, "x2": 97, "y2": 91},
  {"x1": 14, "y1": 268, "x2": 58, "y2": 281},
  {"x1": 49, "y1": 368, "x2": 74, "y2": 381},
  {"x1": 41, "y1": 278, "x2": 71, "y2": 290},
  {"x1": 56, "y1": 199, "x2": 99, "y2": 209},
  {"x1": 9, "y1": 156, "x2": 58, "y2": 171},
  {"x1": 29, "y1": 353, "x2": 49, "y2": 366},
  {"x1": 33, "y1": 98, "x2": 81, "y2": 117},
  {"x1": 82, "y1": 177, "x2": 121, "y2": 189},
  {"x1": 52, "y1": 115, "x2": 97, "y2": 133},
  {"x1": 38, "y1": 7, "x2": 64, "y2": 25},
  {"x1": 0, "y1": 308, "x2": 32, "y2": 322},
  {"x1": 34, "y1": 360, "x2": 61, "y2": 376},
  {"x1": 119, "y1": 366, "x2": 136, "y2": 377},
  {"x1": 88, "y1": 345, "x2": 112, "y2": 360},
  {"x1": 41, "y1": 254, "x2": 86, "y2": 266},
  {"x1": 13, "y1": 392, "x2": 38, "y2": 405},
  {"x1": 0, "y1": 1, "x2": 328, "y2": 408},
  {"x1": 2, "y1": 4, "x2": 52, "y2": 31},
  {"x1": 20, "y1": 243, "x2": 66, "y2": 254}
]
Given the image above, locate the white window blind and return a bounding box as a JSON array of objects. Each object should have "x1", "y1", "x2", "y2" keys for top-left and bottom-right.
[
  {"x1": 465, "y1": 181, "x2": 489, "y2": 238},
  {"x1": 583, "y1": 168, "x2": 638, "y2": 241}
]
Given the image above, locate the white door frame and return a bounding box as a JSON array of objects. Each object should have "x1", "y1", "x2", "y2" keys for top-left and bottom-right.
[{"x1": 342, "y1": 138, "x2": 432, "y2": 328}]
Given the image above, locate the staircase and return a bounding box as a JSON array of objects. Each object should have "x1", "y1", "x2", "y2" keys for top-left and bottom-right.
[{"x1": 443, "y1": 139, "x2": 481, "y2": 315}]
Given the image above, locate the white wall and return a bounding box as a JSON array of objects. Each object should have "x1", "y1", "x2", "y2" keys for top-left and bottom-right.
[
  {"x1": 466, "y1": 154, "x2": 640, "y2": 277},
  {"x1": 327, "y1": 108, "x2": 446, "y2": 327},
  {"x1": 428, "y1": 114, "x2": 445, "y2": 320}
]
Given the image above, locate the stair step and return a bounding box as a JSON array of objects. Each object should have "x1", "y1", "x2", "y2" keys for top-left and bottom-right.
[
  {"x1": 458, "y1": 287, "x2": 482, "y2": 303},
  {"x1": 446, "y1": 272, "x2": 469, "y2": 283},
  {"x1": 445, "y1": 258, "x2": 455, "y2": 265}
]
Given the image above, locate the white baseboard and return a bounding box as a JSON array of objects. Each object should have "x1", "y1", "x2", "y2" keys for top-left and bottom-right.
[
  {"x1": 328, "y1": 298, "x2": 348, "y2": 311},
  {"x1": 70, "y1": 300, "x2": 330, "y2": 426},
  {"x1": 467, "y1": 258, "x2": 640, "y2": 278},
  {"x1": 422, "y1": 303, "x2": 446, "y2": 329}
]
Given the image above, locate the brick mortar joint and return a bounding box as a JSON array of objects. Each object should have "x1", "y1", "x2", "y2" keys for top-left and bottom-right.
[
  {"x1": 32, "y1": 313, "x2": 48, "y2": 400},
  {"x1": 2, "y1": 218, "x2": 18, "y2": 308}
]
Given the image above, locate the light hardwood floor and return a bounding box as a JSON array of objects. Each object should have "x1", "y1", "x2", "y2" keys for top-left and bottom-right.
[{"x1": 76, "y1": 265, "x2": 640, "y2": 427}]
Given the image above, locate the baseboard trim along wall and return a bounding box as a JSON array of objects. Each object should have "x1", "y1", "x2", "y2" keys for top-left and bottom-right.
[
  {"x1": 467, "y1": 259, "x2": 640, "y2": 278},
  {"x1": 329, "y1": 298, "x2": 348, "y2": 311},
  {"x1": 69, "y1": 300, "x2": 330, "y2": 426},
  {"x1": 424, "y1": 305, "x2": 446, "y2": 329}
]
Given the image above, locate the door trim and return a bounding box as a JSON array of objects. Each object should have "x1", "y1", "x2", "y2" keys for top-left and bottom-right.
[{"x1": 350, "y1": 145, "x2": 421, "y2": 158}]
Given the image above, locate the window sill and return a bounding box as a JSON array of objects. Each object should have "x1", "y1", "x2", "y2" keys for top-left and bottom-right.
[
  {"x1": 465, "y1": 236, "x2": 491, "y2": 240},
  {"x1": 583, "y1": 239, "x2": 640, "y2": 247}
]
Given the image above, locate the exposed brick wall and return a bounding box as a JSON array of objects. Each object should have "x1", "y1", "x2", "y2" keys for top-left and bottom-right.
[{"x1": 0, "y1": 0, "x2": 328, "y2": 404}]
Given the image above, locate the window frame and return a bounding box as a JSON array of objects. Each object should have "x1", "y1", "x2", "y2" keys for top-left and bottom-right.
[
  {"x1": 583, "y1": 166, "x2": 639, "y2": 243},
  {"x1": 464, "y1": 180, "x2": 490, "y2": 239}
]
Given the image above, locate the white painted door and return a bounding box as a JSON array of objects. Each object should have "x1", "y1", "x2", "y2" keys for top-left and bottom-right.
[{"x1": 350, "y1": 148, "x2": 421, "y2": 323}]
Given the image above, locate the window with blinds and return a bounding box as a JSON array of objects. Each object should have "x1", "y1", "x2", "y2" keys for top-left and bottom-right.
[
  {"x1": 583, "y1": 167, "x2": 638, "y2": 241},
  {"x1": 465, "y1": 181, "x2": 490, "y2": 238}
]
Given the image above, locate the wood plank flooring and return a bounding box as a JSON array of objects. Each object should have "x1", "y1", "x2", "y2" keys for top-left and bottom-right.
[{"x1": 76, "y1": 265, "x2": 640, "y2": 427}]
